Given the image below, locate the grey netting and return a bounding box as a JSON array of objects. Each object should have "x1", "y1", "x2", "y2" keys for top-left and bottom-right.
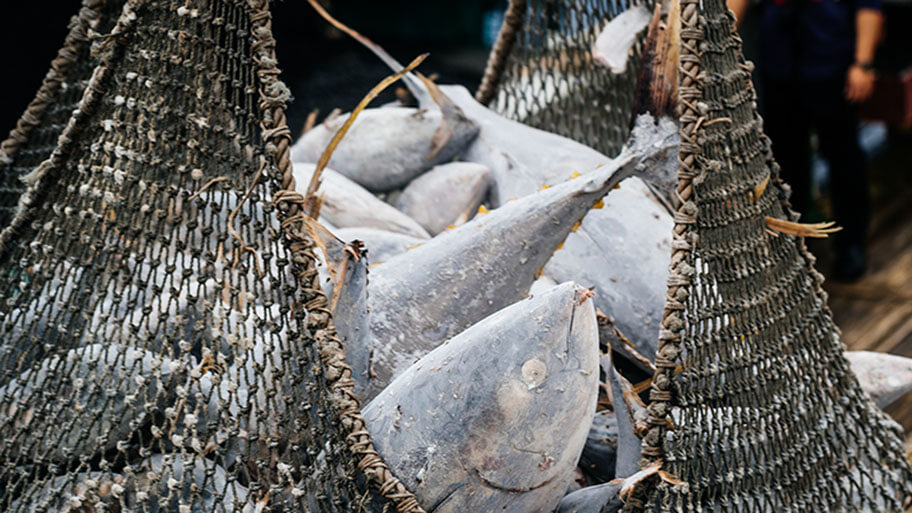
[
  {"x1": 476, "y1": 0, "x2": 646, "y2": 157},
  {"x1": 0, "y1": 1, "x2": 121, "y2": 229},
  {"x1": 627, "y1": 0, "x2": 912, "y2": 510},
  {"x1": 0, "y1": 1, "x2": 423, "y2": 512}
]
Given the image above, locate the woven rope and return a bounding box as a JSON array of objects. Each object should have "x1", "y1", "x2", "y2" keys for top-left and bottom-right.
[
  {"x1": 475, "y1": 0, "x2": 527, "y2": 106},
  {"x1": 625, "y1": 0, "x2": 912, "y2": 510},
  {"x1": 253, "y1": 0, "x2": 425, "y2": 509}
]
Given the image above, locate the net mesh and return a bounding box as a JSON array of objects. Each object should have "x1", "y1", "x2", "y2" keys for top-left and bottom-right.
[
  {"x1": 628, "y1": 0, "x2": 912, "y2": 510},
  {"x1": 0, "y1": 1, "x2": 421, "y2": 511},
  {"x1": 0, "y1": 0, "x2": 119, "y2": 229},
  {"x1": 476, "y1": 0, "x2": 646, "y2": 157}
]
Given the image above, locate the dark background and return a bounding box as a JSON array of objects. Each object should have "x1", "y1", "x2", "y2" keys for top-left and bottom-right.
[{"x1": 0, "y1": 1, "x2": 503, "y2": 138}]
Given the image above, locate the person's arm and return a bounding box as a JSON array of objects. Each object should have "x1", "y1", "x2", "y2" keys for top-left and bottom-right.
[
  {"x1": 727, "y1": 0, "x2": 750, "y2": 28},
  {"x1": 845, "y1": 8, "x2": 883, "y2": 102}
]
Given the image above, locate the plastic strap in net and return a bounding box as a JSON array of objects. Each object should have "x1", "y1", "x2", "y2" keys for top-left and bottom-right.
[
  {"x1": 0, "y1": 1, "x2": 422, "y2": 511},
  {"x1": 627, "y1": 0, "x2": 912, "y2": 510}
]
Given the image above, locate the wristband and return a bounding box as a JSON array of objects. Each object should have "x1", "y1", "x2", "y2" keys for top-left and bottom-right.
[{"x1": 854, "y1": 61, "x2": 875, "y2": 71}]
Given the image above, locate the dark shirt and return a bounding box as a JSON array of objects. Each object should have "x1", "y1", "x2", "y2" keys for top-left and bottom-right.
[{"x1": 758, "y1": 0, "x2": 881, "y2": 80}]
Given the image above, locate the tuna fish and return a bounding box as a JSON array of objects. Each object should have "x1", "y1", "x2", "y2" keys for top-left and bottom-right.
[
  {"x1": 846, "y1": 350, "x2": 912, "y2": 409},
  {"x1": 592, "y1": 4, "x2": 653, "y2": 74},
  {"x1": 332, "y1": 227, "x2": 422, "y2": 265},
  {"x1": 363, "y1": 282, "x2": 599, "y2": 513},
  {"x1": 291, "y1": 106, "x2": 479, "y2": 192},
  {"x1": 606, "y1": 347, "x2": 648, "y2": 479},
  {"x1": 395, "y1": 161, "x2": 490, "y2": 235},
  {"x1": 558, "y1": 481, "x2": 624, "y2": 513},
  {"x1": 293, "y1": 162, "x2": 430, "y2": 238},
  {"x1": 441, "y1": 87, "x2": 677, "y2": 349},
  {"x1": 579, "y1": 410, "x2": 619, "y2": 483},
  {"x1": 365, "y1": 144, "x2": 649, "y2": 399},
  {"x1": 314, "y1": 12, "x2": 678, "y2": 354},
  {"x1": 299, "y1": 2, "x2": 480, "y2": 192}
]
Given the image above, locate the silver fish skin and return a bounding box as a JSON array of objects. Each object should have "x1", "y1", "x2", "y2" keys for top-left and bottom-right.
[
  {"x1": 592, "y1": 4, "x2": 653, "y2": 74},
  {"x1": 558, "y1": 481, "x2": 624, "y2": 513},
  {"x1": 332, "y1": 227, "x2": 422, "y2": 265},
  {"x1": 293, "y1": 162, "x2": 430, "y2": 238},
  {"x1": 439, "y1": 86, "x2": 676, "y2": 350},
  {"x1": 529, "y1": 274, "x2": 559, "y2": 297},
  {"x1": 395, "y1": 161, "x2": 490, "y2": 235},
  {"x1": 290, "y1": 106, "x2": 479, "y2": 192},
  {"x1": 579, "y1": 409, "x2": 619, "y2": 483},
  {"x1": 366, "y1": 148, "x2": 642, "y2": 399},
  {"x1": 846, "y1": 350, "x2": 912, "y2": 409},
  {"x1": 606, "y1": 349, "x2": 646, "y2": 479},
  {"x1": 439, "y1": 85, "x2": 611, "y2": 207},
  {"x1": 363, "y1": 282, "x2": 599, "y2": 513}
]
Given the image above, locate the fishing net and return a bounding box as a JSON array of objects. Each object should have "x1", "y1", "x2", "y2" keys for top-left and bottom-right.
[
  {"x1": 476, "y1": 0, "x2": 647, "y2": 157},
  {"x1": 0, "y1": 1, "x2": 118, "y2": 230},
  {"x1": 625, "y1": 0, "x2": 912, "y2": 510},
  {"x1": 0, "y1": 1, "x2": 422, "y2": 512}
]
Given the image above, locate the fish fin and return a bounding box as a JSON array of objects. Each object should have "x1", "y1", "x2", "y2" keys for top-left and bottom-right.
[
  {"x1": 301, "y1": 108, "x2": 319, "y2": 137},
  {"x1": 604, "y1": 339, "x2": 650, "y2": 479},
  {"x1": 418, "y1": 73, "x2": 468, "y2": 160}
]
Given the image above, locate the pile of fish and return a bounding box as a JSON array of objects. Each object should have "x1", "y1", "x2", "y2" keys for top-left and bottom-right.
[
  {"x1": 286, "y1": 52, "x2": 912, "y2": 511},
  {"x1": 5, "y1": 5, "x2": 912, "y2": 512}
]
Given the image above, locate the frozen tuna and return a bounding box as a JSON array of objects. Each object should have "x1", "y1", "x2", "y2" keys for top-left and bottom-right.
[
  {"x1": 290, "y1": 101, "x2": 479, "y2": 192},
  {"x1": 332, "y1": 227, "x2": 422, "y2": 264},
  {"x1": 395, "y1": 161, "x2": 490, "y2": 235},
  {"x1": 592, "y1": 4, "x2": 653, "y2": 74},
  {"x1": 293, "y1": 162, "x2": 430, "y2": 238},
  {"x1": 529, "y1": 274, "x2": 559, "y2": 297},
  {"x1": 846, "y1": 350, "x2": 912, "y2": 409},
  {"x1": 606, "y1": 348, "x2": 648, "y2": 479},
  {"x1": 579, "y1": 409, "x2": 619, "y2": 483},
  {"x1": 438, "y1": 87, "x2": 676, "y2": 350},
  {"x1": 558, "y1": 481, "x2": 624, "y2": 513},
  {"x1": 366, "y1": 147, "x2": 647, "y2": 398},
  {"x1": 363, "y1": 282, "x2": 600, "y2": 513},
  {"x1": 438, "y1": 85, "x2": 611, "y2": 206}
]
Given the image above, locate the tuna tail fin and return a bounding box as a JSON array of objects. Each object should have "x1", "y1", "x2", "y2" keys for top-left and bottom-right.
[{"x1": 306, "y1": 0, "x2": 431, "y2": 107}]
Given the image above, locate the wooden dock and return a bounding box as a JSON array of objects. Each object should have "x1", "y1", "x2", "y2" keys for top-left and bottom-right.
[{"x1": 815, "y1": 138, "x2": 912, "y2": 451}]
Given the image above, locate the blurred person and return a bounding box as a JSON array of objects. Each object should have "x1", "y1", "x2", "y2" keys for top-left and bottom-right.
[{"x1": 728, "y1": 0, "x2": 884, "y2": 281}]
